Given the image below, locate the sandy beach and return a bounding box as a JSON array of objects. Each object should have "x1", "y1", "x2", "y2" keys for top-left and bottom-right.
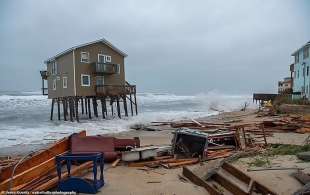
[{"x1": 1, "y1": 109, "x2": 309, "y2": 194}]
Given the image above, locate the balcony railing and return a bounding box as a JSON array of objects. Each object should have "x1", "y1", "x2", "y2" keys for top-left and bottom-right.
[
  {"x1": 94, "y1": 63, "x2": 120, "y2": 74},
  {"x1": 96, "y1": 84, "x2": 136, "y2": 96}
]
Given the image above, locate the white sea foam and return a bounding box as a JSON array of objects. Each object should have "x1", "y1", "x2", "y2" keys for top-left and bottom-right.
[{"x1": 0, "y1": 91, "x2": 255, "y2": 147}]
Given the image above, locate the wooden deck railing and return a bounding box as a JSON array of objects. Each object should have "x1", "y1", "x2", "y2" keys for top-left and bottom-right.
[
  {"x1": 95, "y1": 84, "x2": 136, "y2": 96},
  {"x1": 93, "y1": 63, "x2": 120, "y2": 74}
]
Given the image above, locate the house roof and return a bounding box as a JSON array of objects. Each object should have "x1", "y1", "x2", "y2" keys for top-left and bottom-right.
[
  {"x1": 45, "y1": 38, "x2": 128, "y2": 63},
  {"x1": 291, "y1": 41, "x2": 310, "y2": 56}
]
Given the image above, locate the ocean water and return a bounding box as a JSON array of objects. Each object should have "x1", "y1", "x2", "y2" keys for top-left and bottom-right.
[{"x1": 0, "y1": 91, "x2": 254, "y2": 148}]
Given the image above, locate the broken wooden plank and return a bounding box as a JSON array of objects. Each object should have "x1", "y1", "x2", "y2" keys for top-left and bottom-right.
[
  {"x1": 222, "y1": 162, "x2": 251, "y2": 184},
  {"x1": 247, "y1": 167, "x2": 304, "y2": 172},
  {"x1": 222, "y1": 162, "x2": 277, "y2": 195},
  {"x1": 32, "y1": 161, "x2": 93, "y2": 191},
  {"x1": 0, "y1": 130, "x2": 86, "y2": 182},
  {"x1": 112, "y1": 159, "x2": 121, "y2": 168},
  {"x1": 212, "y1": 171, "x2": 248, "y2": 195},
  {"x1": 165, "y1": 159, "x2": 199, "y2": 168},
  {"x1": 182, "y1": 166, "x2": 221, "y2": 195},
  {"x1": 127, "y1": 158, "x2": 192, "y2": 167},
  {"x1": 0, "y1": 155, "x2": 60, "y2": 191},
  {"x1": 292, "y1": 170, "x2": 310, "y2": 185}
]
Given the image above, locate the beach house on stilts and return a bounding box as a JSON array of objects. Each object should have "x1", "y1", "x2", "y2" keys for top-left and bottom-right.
[{"x1": 40, "y1": 38, "x2": 138, "y2": 122}]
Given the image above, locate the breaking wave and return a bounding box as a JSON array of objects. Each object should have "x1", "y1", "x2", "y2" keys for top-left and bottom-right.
[{"x1": 0, "y1": 91, "x2": 254, "y2": 147}]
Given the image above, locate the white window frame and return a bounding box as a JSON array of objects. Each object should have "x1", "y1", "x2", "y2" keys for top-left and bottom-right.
[
  {"x1": 81, "y1": 74, "x2": 91, "y2": 87},
  {"x1": 98, "y1": 54, "x2": 105, "y2": 63},
  {"x1": 51, "y1": 61, "x2": 57, "y2": 75},
  {"x1": 98, "y1": 54, "x2": 112, "y2": 63},
  {"x1": 80, "y1": 52, "x2": 90, "y2": 63},
  {"x1": 52, "y1": 79, "x2": 57, "y2": 90},
  {"x1": 63, "y1": 76, "x2": 68, "y2": 88},
  {"x1": 106, "y1": 55, "x2": 112, "y2": 63}
]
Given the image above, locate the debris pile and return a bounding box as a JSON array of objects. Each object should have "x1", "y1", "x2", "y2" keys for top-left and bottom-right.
[
  {"x1": 262, "y1": 115, "x2": 310, "y2": 133},
  {"x1": 183, "y1": 162, "x2": 277, "y2": 195}
]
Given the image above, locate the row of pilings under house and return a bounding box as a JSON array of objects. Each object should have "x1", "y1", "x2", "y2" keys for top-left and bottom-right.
[{"x1": 50, "y1": 94, "x2": 138, "y2": 122}]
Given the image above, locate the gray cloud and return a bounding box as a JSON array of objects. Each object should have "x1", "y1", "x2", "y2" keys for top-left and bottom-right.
[{"x1": 0, "y1": 0, "x2": 309, "y2": 94}]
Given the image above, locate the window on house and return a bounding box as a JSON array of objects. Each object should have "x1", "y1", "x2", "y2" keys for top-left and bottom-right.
[
  {"x1": 304, "y1": 47, "x2": 309, "y2": 59},
  {"x1": 303, "y1": 67, "x2": 305, "y2": 77},
  {"x1": 63, "y1": 76, "x2": 68, "y2": 88},
  {"x1": 106, "y1": 55, "x2": 112, "y2": 63},
  {"x1": 294, "y1": 71, "x2": 296, "y2": 78},
  {"x1": 116, "y1": 64, "x2": 120, "y2": 74},
  {"x1": 53, "y1": 79, "x2": 57, "y2": 90},
  {"x1": 81, "y1": 52, "x2": 90, "y2": 63},
  {"x1": 98, "y1": 54, "x2": 112, "y2": 63},
  {"x1": 295, "y1": 53, "x2": 299, "y2": 63},
  {"x1": 298, "y1": 70, "x2": 299, "y2": 78},
  {"x1": 96, "y1": 76, "x2": 104, "y2": 86},
  {"x1": 51, "y1": 61, "x2": 57, "y2": 75},
  {"x1": 307, "y1": 66, "x2": 309, "y2": 76},
  {"x1": 81, "y1": 74, "x2": 90, "y2": 86}
]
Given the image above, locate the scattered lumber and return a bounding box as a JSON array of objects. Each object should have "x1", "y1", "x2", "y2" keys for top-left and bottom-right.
[
  {"x1": 0, "y1": 131, "x2": 86, "y2": 191},
  {"x1": 112, "y1": 158, "x2": 121, "y2": 168},
  {"x1": 183, "y1": 162, "x2": 277, "y2": 195},
  {"x1": 164, "y1": 159, "x2": 199, "y2": 169},
  {"x1": 0, "y1": 130, "x2": 86, "y2": 183},
  {"x1": 31, "y1": 161, "x2": 93, "y2": 191},
  {"x1": 128, "y1": 158, "x2": 199, "y2": 169},
  {"x1": 247, "y1": 167, "x2": 304, "y2": 172},
  {"x1": 292, "y1": 170, "x2": 310, "y2": 185}
]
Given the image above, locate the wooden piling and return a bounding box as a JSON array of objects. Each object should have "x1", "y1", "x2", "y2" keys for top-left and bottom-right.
[
  {"x1": 50, "y1": 98, "x2": 55, "y2": 120},
  {"x1": 100, "y1": 98, "x2": 105, "y2": 119},
  {"x1": 123, "y1": 96, "x2": 128, "y2": 117},
  {"x1": 75, "y1": 97, "x2": 79, "y2": 122},
  {"x1": 57, "y1": 98, "x2": 60, "y2": 120},
  {"x1": 85, "y1": 97, "x2": 88, "y2": 114},
  {"x1": 129, "y1": 94, "x2": 133, "y2": 116},
  {"x1": 63, "y1": 99, "x2": 67, "y2": 121},
  {"x1": 111, "y1": 98, "x2": 114, "y2": 116},
  {"x1": 69, "y1": 98, "x2": 73, "y2": 122},
  {"x1": 103, "y1": 97, "x2": 107, "y2": 116},
  {"x1": 93, "y1": 97, "x2": 98, "y2": 117},
  {"x1": 87, "y1": 98, "x2": 91, "y2": 119},
  {"x1": 134, "y1": 93, "x2": 138, "y2": 115},
  {"x1": 81, "y1": 98, "x2": 84, "y2": 114},
  {"x1": 116, "y1": 96, "x2": 121, "y2": 118}
]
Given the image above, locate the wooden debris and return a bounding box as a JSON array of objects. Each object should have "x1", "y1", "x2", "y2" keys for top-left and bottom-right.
[
  {"x1": 247, "y1": 167, "x2": 304, "y2": 172},
  {"x1": 128, "y1": 158, "x2": 199, "y2": 168},
  {"x1": 147, "y1": 181, "x2": 161, "y2": 183},
  {"x1": 184, "y1": 162, "x2": 277, "y2": 195},
  {"x1": 292, "y1": 170, "x2": 310, "y2": 185},
  {"x1": 112, "y1": 158, "x2": 121, "y2": 168},
  {"x1": 0, "y1": 131, "x2": 87, "y2": 192}
]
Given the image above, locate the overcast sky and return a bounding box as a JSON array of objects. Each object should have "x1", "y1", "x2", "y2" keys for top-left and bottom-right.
[{"x1": 0, "y1": 0, "x2": 309, "y2": 94}]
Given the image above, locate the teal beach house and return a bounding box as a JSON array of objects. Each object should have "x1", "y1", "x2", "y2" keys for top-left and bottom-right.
[{"x1": 292, "y1": 41, "x2": 310, "y2": 99}]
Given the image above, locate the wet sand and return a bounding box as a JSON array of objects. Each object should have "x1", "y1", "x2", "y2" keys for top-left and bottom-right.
[{"x1": 1, "y1": 109, "x2": 309, "y2": 194}]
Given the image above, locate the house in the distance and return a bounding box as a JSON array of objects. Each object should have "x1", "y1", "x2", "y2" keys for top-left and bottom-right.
[
  {"x1": 278, "y1": 77, "x2": 293, "y2": 94},
  {"x1": 40, "y1": 38, "x2": 138, "y2": 122},
  {"x1": 291, "y1": 41, "x2": 310, "y2": 99}
]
